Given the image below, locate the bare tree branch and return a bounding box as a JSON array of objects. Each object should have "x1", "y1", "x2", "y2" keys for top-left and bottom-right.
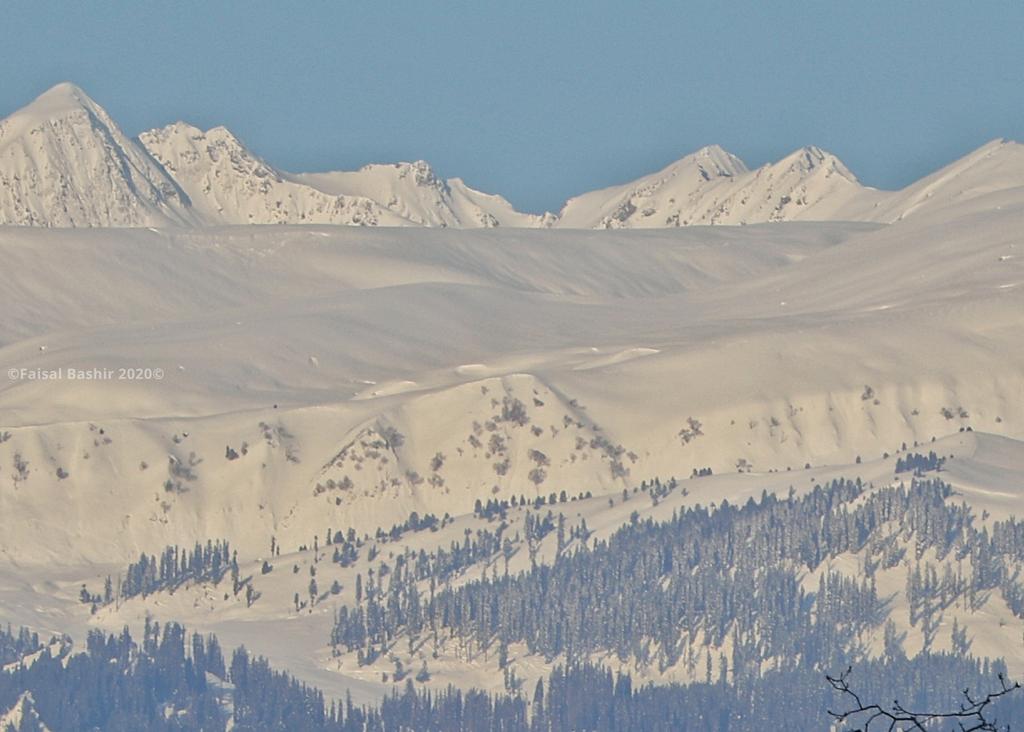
[{"x1": 827, "y1": 666, "x2": 1020, "y2": 731}]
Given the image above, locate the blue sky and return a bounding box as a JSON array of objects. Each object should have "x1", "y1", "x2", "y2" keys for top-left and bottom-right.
[{"x1": 2, "y1": 1, "x2": 1022, "y2": 213}]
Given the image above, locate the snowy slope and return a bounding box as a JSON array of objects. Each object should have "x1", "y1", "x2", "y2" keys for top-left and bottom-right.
[
  {"x1": 0, "y1": 222, "x2": 849, "y2": 347},
  {"x1": 0, "y1": 209, "x2": 1020, "y2": 567},
  {"x1": 0, "y1": 212, "x2": 1019, "y2": 707},
  {"x1": 292, "y1": 163, "x2": 553, "y2": 228},
  {"x1": 0, "y1": 84, "x2": 195, "y2": 227},
  {"x1": 865, "y1": 138, "x2": 1024, "y2": 223},
  {"x1": 0, "y1": 692, "x2": 50, "y2": 732},
  {"x1": 1, "y1": 80, "x2": 1024, "y2": 710},
  {"x1": 4, "y1": 433, "x2": 1022, "y2": 706}
]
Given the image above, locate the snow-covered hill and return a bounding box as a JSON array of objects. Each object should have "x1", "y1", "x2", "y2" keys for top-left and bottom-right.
[
  {"x1": 0, "y1": 84, "x2": 195, "y2": 228},
  {"x1": 0, "y1": 218, "x2": 1020, "y2": 710},
  {"x1": 4, "y1": 432, "x2": 1024, "y2": 706},
  {"x1": 0, "y1": 203, "x2": 1019, "y2": 567}
]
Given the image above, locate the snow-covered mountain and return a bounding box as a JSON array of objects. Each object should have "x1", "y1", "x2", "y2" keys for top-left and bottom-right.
[
  {"x1": 556, "y1": 139, "x2": 1024, "y2": 229},
  {"x1": 137, "y1": 123, "x2": 408, "y2": 227},
  {"x1": 140, "y1": 123, "x2": 549, "y2": 228},
  {"x1": 291, "y1": 163, "x2": 553, "y2": 228},
  {"x1": 3, "y1": 83, "x2": 1023, "y2": 230},
  {"x1": 0, "y1": 83, "x2": 550, "y2": 229},
  {"x1": 0, "y1": 83, "x2": 196, "y2": 228},
  {"x1": 556, "y1": 144, "x2": 888, "y2": 228},
  {"x1": 556, "y1": 145, "x2": 746, "y2": 228}
]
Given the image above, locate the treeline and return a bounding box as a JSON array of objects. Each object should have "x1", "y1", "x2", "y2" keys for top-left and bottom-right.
[
  {"x1": 330, "y1": 508, "x2": 585, "y2": 666},
  {"x1": 2, "y1": 622, "x2": 1021, "y2": 731},
  {"x1": 333, "y1": 478, "x2": 885, "y2": 674},
  {"x1": 333, "y1": 477, "x2": 1024, "y2": 684},
  {"x1": 0, "y1": 619, "x2": 334, "y2": 731},
  {"x1": 0, "y1": 624, "x2": 43, "y2": 666},
  {"x1": 474, "y1": 489, "x2": 595, "y2": 521},
  {"x1": 895, "y1": 450, "x2": 946, "y2": 474},
  {"x1": 83, "y1": 541, "x2": 235, "y2": 608},
  {"x1": 525, "y1": 655, "x2": 1024, "y2": 731}
]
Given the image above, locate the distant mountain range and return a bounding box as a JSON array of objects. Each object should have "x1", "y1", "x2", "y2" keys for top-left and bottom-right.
[{"x1": 1, "y1": 83, "x2": 1022, "y2": 229}]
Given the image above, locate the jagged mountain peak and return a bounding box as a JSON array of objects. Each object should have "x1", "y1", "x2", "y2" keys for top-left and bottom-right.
[
  {"x1": 292, "y1": 160, "x2": 550, "y2": 228},
  {"x1": 693, "y1": 143, "x2": 728, "y2": 155},
  {"x1": 0, "y1": 82, "x2": 108, "y2": 149},
  {"x1": 363, "y1": 159, "x2": 445, "y2": 189},
  {"x1": 153, "y1": 121, "x2": 243, "y2": 145},
  {"x1": 19, "y1": 81, "x2": 96, "y2": 114},
  {"x1": 771, "y1": 145, "x2": 858, "y2": 182},
  {"x1": 0, "y1": 83, "x2": 196, "y2": 227},
  {"x1": 644, "y1": 145, "x2": 749, "y2": 183},
  {"x1": 402, "y1": 160, "x2": 442, "y2": 186},
  {"x1": 555, "y1": 145, "x2": 745, "y2": 228},
  {"x1": 16, "y1": 81, "x2": 96, "y2": 113},
  {"x1": 687, "y1": 144, "x2": 749, "y2": 177},
  {"x1": 140, "y1": 121, "x2": 278, "y2": 177}
]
